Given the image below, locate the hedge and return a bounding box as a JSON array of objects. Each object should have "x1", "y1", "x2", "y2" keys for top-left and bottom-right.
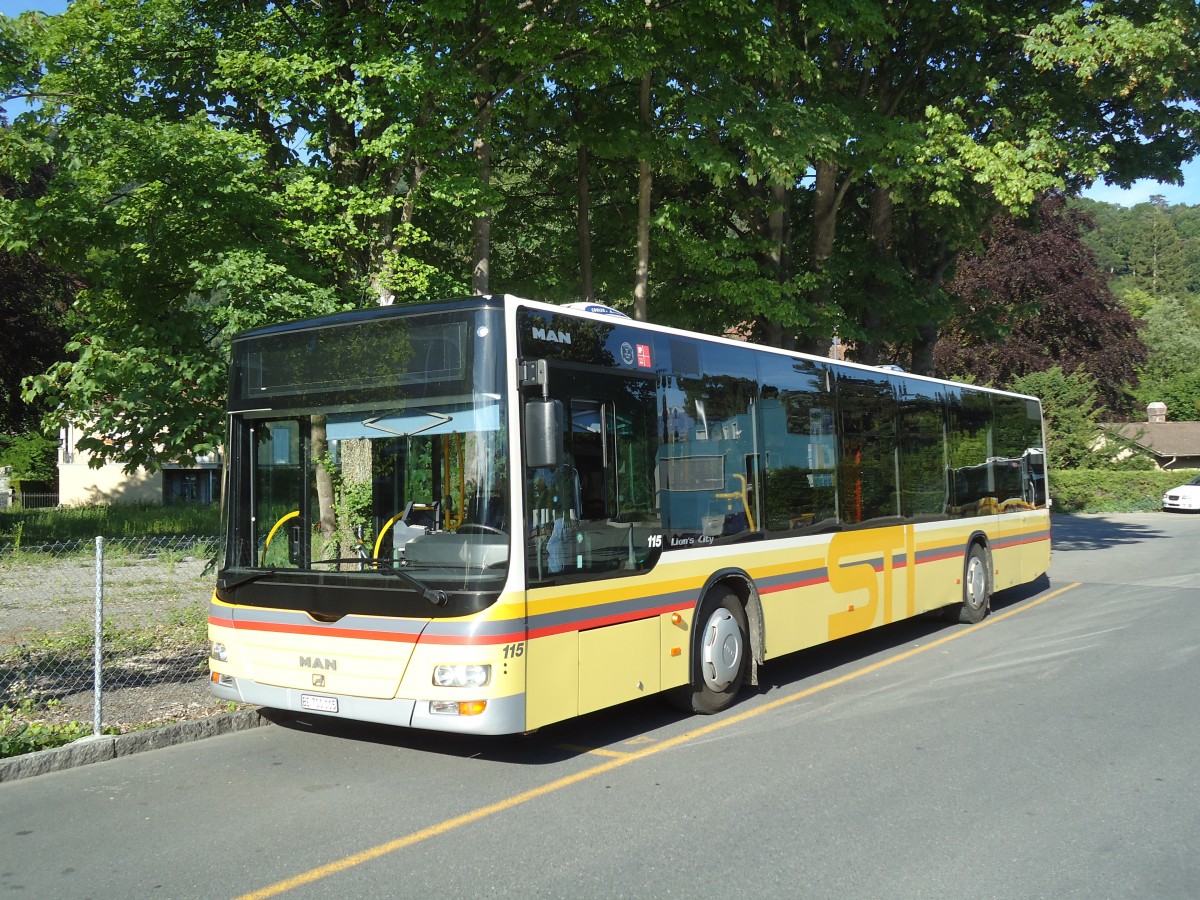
[{"x1": 1049, "y1": 469, "x2": 1200, "y2": 513}]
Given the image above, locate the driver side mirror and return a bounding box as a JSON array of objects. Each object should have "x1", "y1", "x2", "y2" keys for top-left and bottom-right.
[{"x1": 524, "y1": 398, "x2": 564, "y2": 469}]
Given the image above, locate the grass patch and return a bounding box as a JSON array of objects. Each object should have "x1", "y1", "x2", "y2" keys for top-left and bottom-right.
[{"x1": 0, "y1": 503, "x2": 221, "y2": 543}]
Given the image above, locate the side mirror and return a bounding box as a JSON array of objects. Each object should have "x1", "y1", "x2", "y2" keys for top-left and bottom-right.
[{"x1": 524, "y1": 398, "x2": 564, "y2": 469}]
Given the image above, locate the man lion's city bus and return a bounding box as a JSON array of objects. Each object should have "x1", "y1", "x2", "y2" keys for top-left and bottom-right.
[{"x1": 209, "y1": 295, "x2": 1049, "y2": 734}]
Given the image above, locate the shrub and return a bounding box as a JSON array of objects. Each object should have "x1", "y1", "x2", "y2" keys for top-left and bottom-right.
[
  {"x1": 1049, "y1": 469, "x2": 1199, "y2": 513},
  {"x1": 0, "y1": 700, "x2": 91, "y2": 759}
]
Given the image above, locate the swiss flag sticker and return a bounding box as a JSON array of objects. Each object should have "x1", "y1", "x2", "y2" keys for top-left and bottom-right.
[{"x1": 636, "y1": 344, "x2": 652, "y2": 368}]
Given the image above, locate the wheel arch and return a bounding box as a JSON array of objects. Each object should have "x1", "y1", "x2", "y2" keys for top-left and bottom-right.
[
  {"x1": 693, "y1": 567, "x2": 765, "y2": 687},
  {"x1": 966, "y1": 529, "x2": 993, "y2": 573}
]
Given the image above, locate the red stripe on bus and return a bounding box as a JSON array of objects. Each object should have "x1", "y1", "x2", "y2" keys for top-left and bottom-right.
[{"x1": 210, "y1": 614, "x2": 526, "y2": 647}]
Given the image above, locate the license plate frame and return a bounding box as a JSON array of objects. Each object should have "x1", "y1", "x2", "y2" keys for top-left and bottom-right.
[{"x1": 300, "y1": 693, "x2": 339, "y2": 714}]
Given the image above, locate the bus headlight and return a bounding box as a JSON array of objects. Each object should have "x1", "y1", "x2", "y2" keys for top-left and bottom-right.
[
  {"x1": 433, "y1": 664, "x2": 490, "y2": 688},
  {"x1": 211, "y1": 641, "x2": 229, "y2": 662}
]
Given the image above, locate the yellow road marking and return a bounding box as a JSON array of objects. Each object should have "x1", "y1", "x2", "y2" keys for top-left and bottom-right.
[
  {"x1": 554, "y1": 744, "x2": 632, "y2": 758},
  {"x1": 235, "y1": 581, "x2": 1081, "y2": 900}
]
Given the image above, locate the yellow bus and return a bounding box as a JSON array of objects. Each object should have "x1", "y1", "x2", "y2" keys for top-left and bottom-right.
[{"x1": 209, "y1": 296, "x2": 1050, "y2": 733}]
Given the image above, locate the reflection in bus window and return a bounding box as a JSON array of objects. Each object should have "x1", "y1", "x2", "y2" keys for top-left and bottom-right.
[
  {"x1": 837, "y1": 372, "x2": 900, "y2": 525},
  {"x1": 657, "y1": 342, "x2": 760, "y2": 542},
  {"x1": 525, "y1": 367, "x2": 660, "y2": 585},
  {"x1": 757, "y1": 356, "x2": 838, "y2": 533}
]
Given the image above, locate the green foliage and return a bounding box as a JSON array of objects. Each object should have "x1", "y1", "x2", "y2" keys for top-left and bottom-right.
[
  {"x1": 1050, "y1": 469, "x2": 1200, "y2": 513},
  {"x1": 0, "y1": 700, "x2": 92, "y2": 759},
  {"x1": 1129, "y1": 295, "x2": 1200, "y2": 420},
  {"x1": 1076, "y1": 197, "x2": 1200, "y2": 308},
  {"x1": 0, "y1": 503, "x2": 221, "y2": 542},
  {"x1": 1, "y1": 0, "x2": 1198, "y2": 465},
  {"x1": 1009, "y1": 367, "x2": 1105, "y2": 469},
  {"x1": 0, "y1": 431, "x2": 57, "y2": 484}
]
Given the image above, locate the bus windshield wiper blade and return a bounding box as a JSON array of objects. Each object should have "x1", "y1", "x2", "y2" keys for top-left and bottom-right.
[
  {"x1": 311, "y1": 557, "x2": 449, "y2": 607},
  {"x1": 217, "y1": 568, "x2": 280, "y2": 591}
]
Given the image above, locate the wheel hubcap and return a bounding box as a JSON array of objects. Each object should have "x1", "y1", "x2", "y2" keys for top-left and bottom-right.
[
  {"x1": 701, "y1": 609, "x2": 743, "y2": 691},
  {"x1": 966, "y1": 555, "x2": 986, "y2": 609}
]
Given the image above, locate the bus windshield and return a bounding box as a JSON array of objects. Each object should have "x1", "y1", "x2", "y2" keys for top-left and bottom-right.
[{"x1": 218, "y1": 305, "x2": 510, "y2": 615}]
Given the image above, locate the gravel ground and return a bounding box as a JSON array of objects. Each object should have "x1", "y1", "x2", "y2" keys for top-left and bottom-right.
[{"x1": 1, "y1": 543, "x2": 237, "y2": 731}]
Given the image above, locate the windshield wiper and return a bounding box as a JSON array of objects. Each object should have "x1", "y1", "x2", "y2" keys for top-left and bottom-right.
[
  {"x1": 218, "y1": 559, "x2": 449, "y2": 606},
  {"x1": 311, "y1": 557, "x2": 449, "y2": 607},
  {"x1": 217, "y1": 568, "x2": 280, "y2": 591}
]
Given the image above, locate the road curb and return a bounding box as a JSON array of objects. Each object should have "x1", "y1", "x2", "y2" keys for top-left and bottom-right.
[{"x1": 0, "y1": 708, "x2": 271, "y2": 783}]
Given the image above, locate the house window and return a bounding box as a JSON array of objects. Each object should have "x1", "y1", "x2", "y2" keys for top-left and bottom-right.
[{"x1": 164, "y1": 469, "x2": 220, "y2": 505}]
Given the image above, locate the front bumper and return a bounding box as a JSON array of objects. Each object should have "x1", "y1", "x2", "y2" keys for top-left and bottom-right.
[
  {"x1": 1162, "y1": 495, "x2": 1200, "y2": 512},
  {"x1": 210, "y1": 674, "x2": 526, "y2": 735}
]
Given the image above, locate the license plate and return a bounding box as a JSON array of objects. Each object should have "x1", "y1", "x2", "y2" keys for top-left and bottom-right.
[{"x1": 301, "y1": 694, "x2": 339, "y2": 713}]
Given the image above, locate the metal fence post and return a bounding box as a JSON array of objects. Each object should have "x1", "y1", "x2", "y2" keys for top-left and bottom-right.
[{"x1": 94, "y1": 535, "x2": 104, "y2": 737}]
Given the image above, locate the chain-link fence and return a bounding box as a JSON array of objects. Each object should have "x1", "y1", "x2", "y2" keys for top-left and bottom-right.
[{"x1": 0, "y1": 536, "x2": 225, "y2": 740}]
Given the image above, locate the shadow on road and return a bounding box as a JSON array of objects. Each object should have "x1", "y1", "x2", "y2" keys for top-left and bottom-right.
[
  {"x1": 1050, "y1": 513, "x2": 1166, "y2": 552},
  {"x1": 264, "y1": 575, "x2": 1059, "y2": 767}
]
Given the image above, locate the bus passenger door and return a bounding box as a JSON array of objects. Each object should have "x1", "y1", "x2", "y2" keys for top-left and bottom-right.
[{"x1": 522, "y1": 366, "x2": 662, "y2": 728}]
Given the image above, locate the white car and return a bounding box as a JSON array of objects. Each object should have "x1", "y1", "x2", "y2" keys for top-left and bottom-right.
[{"x1": 1162, "y1": 474, "x2": 1200, "y2": 512}]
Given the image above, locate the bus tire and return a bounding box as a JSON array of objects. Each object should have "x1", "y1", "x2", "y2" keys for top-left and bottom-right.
[
  {"x1": 950, "y1": 543, "x2": 991, "y2": 624},
  {"x1": 670, "y1": 585, "x2": 748, "y2": 714}
]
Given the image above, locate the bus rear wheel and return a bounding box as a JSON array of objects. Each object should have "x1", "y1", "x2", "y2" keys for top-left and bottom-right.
[
  {"x1": 947, "y1": 543, "x2": 991, "y2": 624},
  {"x1": 670, "y1": 585, "x2": 748, "y2": 714}
]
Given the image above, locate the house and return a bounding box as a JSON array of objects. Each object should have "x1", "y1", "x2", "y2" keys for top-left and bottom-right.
[
  {"x1": 57, "y1": 423, "x2": 222, "y2": 507},
  {"x1": 1104, "y1": 403, "x2": 1200, "y2": 471}
]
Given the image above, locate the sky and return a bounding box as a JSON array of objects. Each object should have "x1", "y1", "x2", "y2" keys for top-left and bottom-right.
[{"x1": 2, "y1": 0, "x2": 1197, "y2": 207}]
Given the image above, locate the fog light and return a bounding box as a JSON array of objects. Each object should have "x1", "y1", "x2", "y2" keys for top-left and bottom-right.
[
  {"x1": 211, "y1": 641, "x2": 228, "y2": 662},
  {"x1": 433, "y1": 664, "x2": 491, "y2": 688}
]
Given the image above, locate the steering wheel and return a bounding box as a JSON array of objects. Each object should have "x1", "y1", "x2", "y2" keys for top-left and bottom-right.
[{"x1": 456, "y1": 523, "x2": 506, "y2": 535}]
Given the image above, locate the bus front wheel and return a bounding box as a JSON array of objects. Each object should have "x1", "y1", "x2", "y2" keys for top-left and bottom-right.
[
  {"x1": 947, "y1": 543, "x2": 991, "y2": 624},
  {"x1": 670, "y1": 585, "x2": 748, "y2": 714}
]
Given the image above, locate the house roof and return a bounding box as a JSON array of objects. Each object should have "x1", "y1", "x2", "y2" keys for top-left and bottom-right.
[{"x1": 1105, "y1": 421, "x2": 1200, "y2": 458}]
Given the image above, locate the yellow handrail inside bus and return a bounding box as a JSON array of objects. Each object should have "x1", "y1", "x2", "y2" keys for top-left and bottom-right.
[
  {"x1": 441, "y1": 433, "x2": 465, "y2": 530},
  {"x1": 372, "y1": 510, "x2": 408, "y2": 563},
  {"x1": 261, "y1": 510, "x2": 300, "y2": 566},
  {"x1": 715, "y1": 473, "x2": 756, "y2": 533}
]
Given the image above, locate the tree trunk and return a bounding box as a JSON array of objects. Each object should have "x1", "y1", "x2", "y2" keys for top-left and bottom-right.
[
  {"x1": 577, "y1": 141, "x2": 594, "y2": 303},
  {"x1": 472, "y1": 88, "x2": 492, "y2": 295},
  {"x1": 911, "y1": 322, "x2": 938, "y2": 377},
  {"x1": 857, "y1": 185, "x2": 894, "y2": 366},
  {"x1": 633, "y1": 70, "x2": 652, "y2": 322},
  {"x1": 310, "y1": 416, "x2": 337, "y2": 555},
  {"x1": 471, "y1": 31, "x2": 491, "y2": 295},
  {"x1": 798, "y1": 159, "x2": 847, "y2": 356}
]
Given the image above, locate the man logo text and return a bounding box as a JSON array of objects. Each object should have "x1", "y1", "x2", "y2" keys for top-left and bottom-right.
[
  {"x1": 532, "y1": 326, "x2": 571, "y2": 344},
  {"x1": 300, "y1": 656, "x2": 337, "y2": 671}
]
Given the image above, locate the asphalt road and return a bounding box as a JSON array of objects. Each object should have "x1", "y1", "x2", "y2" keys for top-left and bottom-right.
[{"x1": 3, "y1": 512, "x2": 1199, "y2": 899}]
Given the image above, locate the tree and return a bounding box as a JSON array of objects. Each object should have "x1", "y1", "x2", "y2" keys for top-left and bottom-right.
[
  {"x1": 0, "y1": 431, "x2": 57, "y2": 485},
  {"x1": 2, "y1": 0, "x2": 587, "y2": 469},
  {"x1": 1076, "y1": 196, "x2": 1200, "y2": 309},
  {"x1": 0, "y1": 148, "x2": 76, "y2": 444},
  {"x1": 0, "y1": 240, "x2": 72, "y2": 434},
  {"x1": 1, "y1": 1, "x2": 1197, "y2": 469},
  {"x1": 1008, "y1": 367, "x2": 1106, "y2": 470},
  {"x1": 1130, "y1": 295, "x2": 1200, "y2": 420},
  {"x1": 936, "y1": 194, "x2": 1147, "y2": 415}
]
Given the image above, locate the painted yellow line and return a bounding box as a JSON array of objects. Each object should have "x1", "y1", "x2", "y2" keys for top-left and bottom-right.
[
  {"x1": 234, "y1": 581, "x2": 1081, "y2": 900},
  {"x1": 554, "y1": 744, "x2": 633, "y2": 758}
]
